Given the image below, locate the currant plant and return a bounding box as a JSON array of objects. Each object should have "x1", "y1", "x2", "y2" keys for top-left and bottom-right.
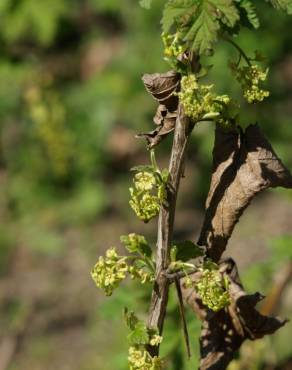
[
  {"x1": 129, "y1": 151, "x2": 169, "y2": 223},
  {"x1": 92, "y1": 1, "x2": 292, "y2": 369}
]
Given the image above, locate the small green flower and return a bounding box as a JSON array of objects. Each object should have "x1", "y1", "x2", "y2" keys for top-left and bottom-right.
[
  {"x1": 130, "y1": 188, "x2": 161, "y2": 223},
  {"x1": 128, "y1": 346, "x2": 163, "y2": 370},
  {"x1": 195, "y1": 262, "x2": 231, "y2": 312},
  {"x1": 129, "y1": 266, "x2": 155, "y2": 284},
  {"x1": 105, "y1": 247, "x2": 118, "y2": 260},
  {"x1": 139, "y1": 269, "x2": 155, "y2": 284},
  {"x1": 130, "y1": 152, "x2": 168, "y2": 222},
  {"x1": 134, "y1": 171, "x2": 156, "y2": 192},
  {"x1": 91, "y1": 247, "x2": 128, "y2": 296},
  {"x1": 121, "y1": 233, "x2": 148, "y2": 252},
  {"x1": 149, "y1": 334, "x2": 163, "y2": 346},
  {"x1": 178, "y1": 74, "x2": 237, "y2": 127},
  {"x1": 162, "y1": 32, "x2": 185, "y2": 58},
  {"x1": 230, "y1": 63, "x2": 270, "y2": 103},
  {"x1": 128, "y1": 347, "x2": 146, "y2": 369}
]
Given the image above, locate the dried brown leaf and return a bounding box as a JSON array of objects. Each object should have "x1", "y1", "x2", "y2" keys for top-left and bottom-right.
[
  {"x1": 136, "y1": 105, "x2": 177, "y2": 148},
  {"x1": 142, "y1": 71, "x2": 180, "y2": 110},
  {"x1": 198, "y1": 124, "x2": 292, "y2": 261},
  {"x1": 138, "y1": 71, "x2": 180, "y2": 148}
]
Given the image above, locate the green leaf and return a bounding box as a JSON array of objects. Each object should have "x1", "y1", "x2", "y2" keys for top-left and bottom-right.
[
  {"x1": 162, "y1": 0, "x2": 194, "y2": 33},
  {"x1": 124, "y1": 309, "x2": 150, "y2": 345},
  {"x1": 161, "y1": 168, "x2": 170, "y2": 183},
  {"x1": 210, "y1": 0, "x2": 240, "y2": 27},
  {"x1": 174, "y1": 0, "x2": 240, "y2": 54},
  {"x1": 133, "y1": 259, "x2": 147, "y2": 269},
  {"x1": 124, "y1": 308, "x2": 139, "y2": 330},
  {"x1": 135, "y1": 243, "x2": 153, "y2": 258},
  {"x1": 267, "y1": 0, "x2": 292, "y2": 14},
  {"x1": 184, "y1": 3, "x2": 219, "y2": 54},
  {"x1": 128, "y1": 321, "x2": 150, "y2": 345},
  {"x1": 235, "y1": 0, "x2": 260, "y2": 28},
  {"x1": 162, "y1": 0, "x2": 292, "y2": 56},
  {"x1": 139, "y1": 0, "x2": 153, "y2": 9},
  {"x1": 172, "y1": 240, "x2": 204, "y2": 262}
]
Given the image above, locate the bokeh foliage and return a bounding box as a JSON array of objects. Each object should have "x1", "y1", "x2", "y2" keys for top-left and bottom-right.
[{"x1": 0, "y1": 1, "x2": 292, "y2": 369}]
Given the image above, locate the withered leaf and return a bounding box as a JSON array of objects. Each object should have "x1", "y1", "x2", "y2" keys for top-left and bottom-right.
[
  {"x1": 136, "y1": 104, "x2": 177, "y2": 148},
  {"x1": 138, "y1": 71, "x2": 180, "y2": 148},
  {"x1": 142, "y1": 70, "x2": 180, "y2": 110},
  {"x1": 153, "y1": 104, "x2": 177, "y2": 126},
  {"x1": 198, "y1": 124, "x2": 292, "y2": 262}
]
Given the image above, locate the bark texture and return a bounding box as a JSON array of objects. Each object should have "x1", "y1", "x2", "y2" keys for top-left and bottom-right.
[{"x1": 147, "y1": 104, "x2": 193, "y2": 356}]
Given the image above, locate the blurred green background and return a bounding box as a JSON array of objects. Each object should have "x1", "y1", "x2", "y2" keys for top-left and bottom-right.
[{"x1": 0, "y1": 1, "x2": 292, "y2": 369}]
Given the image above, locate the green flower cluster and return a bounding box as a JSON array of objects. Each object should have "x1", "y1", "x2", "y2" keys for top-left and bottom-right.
[
  {"x1": 195, "y1": 261, "x2": 231, "y2": 312},
  {"x1": 121, "y1": 233, "x2": 148, "y2": 252},
  {"x1": 130, "y1": 170, "x2": 168, "y2": 223},
  {"x1": 128, "y1": 347, "x2": 163, "y2": 370},
  {"x1": 178, "y1": 74, "x2": 238, "y2": 127},
  {"x1": 91, "y1": 234, "x2": 155, "y2": 296},
  {"x1": 230, "y1": 63, "x2": 270, "y2": 103},
  {"x1": 91, "y1": 248, "x2": 128, "y2": 296},
  {"x1": 125, "y1": 309, "x2": 163, "y2": 370},
  {"x1": 130, "y1": 187, "x2": 161, "y2": 223},
  {"x1": 129, "y1": 265, "x2": 155, "y2": 284},
  {"x1": 162, "y1": 32, "x2": 185, "y2": 58},
  {"x1": 134, "y1": 172, "x2": 156, "y2": 191},
  {"x1": 123, "y1": 233, "x2": 155, "y2": 283},
  {"x1": 178, "y1": 74, "x2": 213, "y2": 121},
  {"x1": 129, "y1": 171, "x2": 162, "y2": 222},
  {"x1": 149, "y1": 334, "x2": 163, "y2": 346}
]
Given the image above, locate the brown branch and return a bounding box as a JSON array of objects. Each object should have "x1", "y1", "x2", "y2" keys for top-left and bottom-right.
[{"x1": 147, "y1": 104, "x2": 193, "y2": 356}]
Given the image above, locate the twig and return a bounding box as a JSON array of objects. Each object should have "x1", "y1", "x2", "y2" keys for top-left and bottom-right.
[
  {"x1": 163, "y1": 268, "x2": 197, "y2": 282},
  {"x1": 174, "y1": 276, "x2": 191, "y2": 359},
  {"x1": 147, "y1": 104, "x2": 193, "y2": 356}
]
